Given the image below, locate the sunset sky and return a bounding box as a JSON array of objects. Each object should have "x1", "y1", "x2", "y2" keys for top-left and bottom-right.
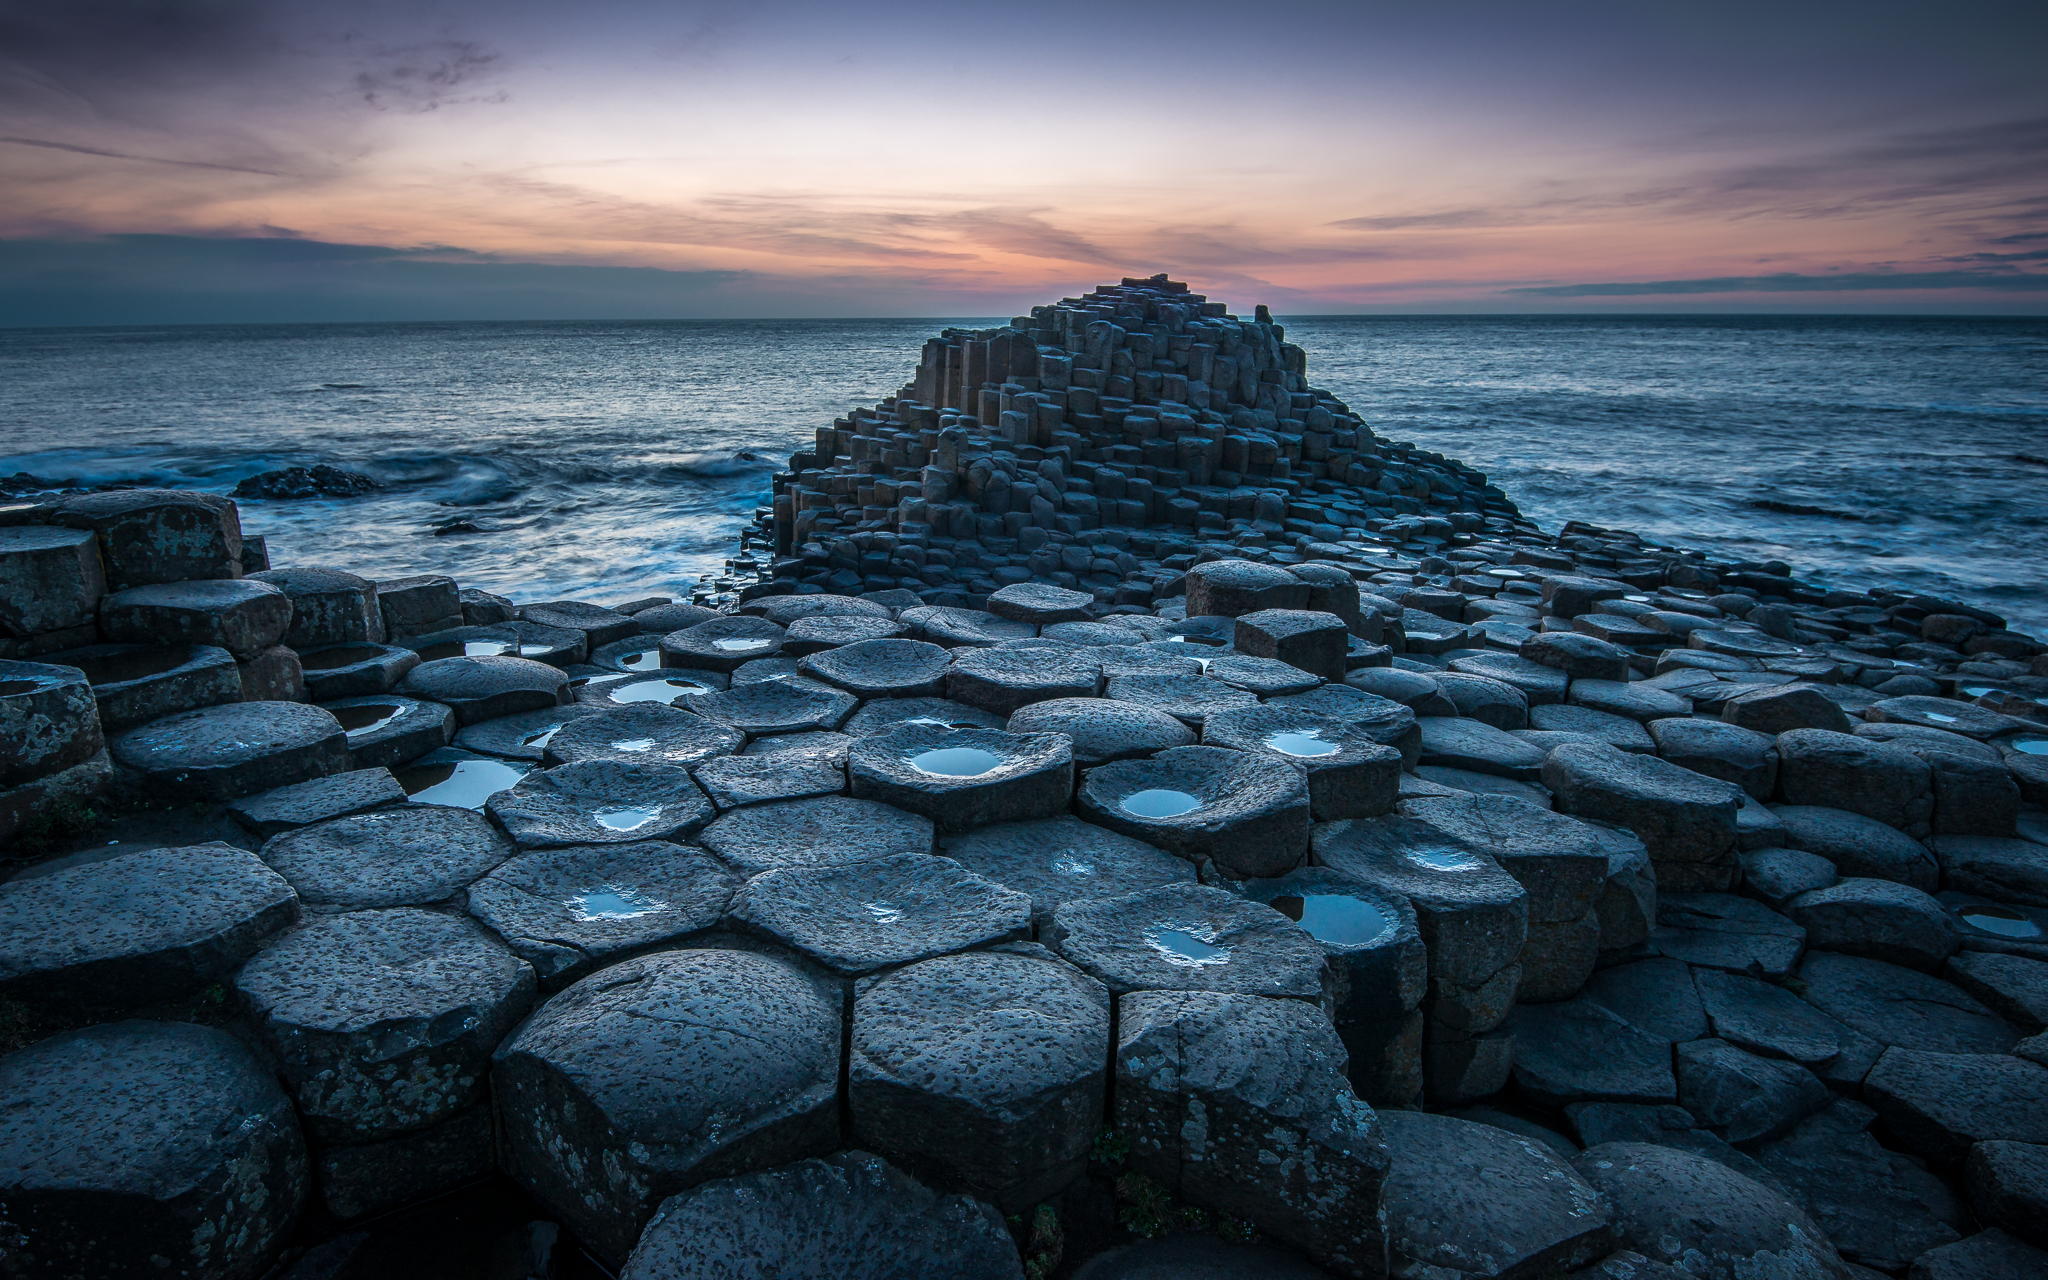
[{"x1": 2, "y1": 0, "x2": 2044, "y2": 323}]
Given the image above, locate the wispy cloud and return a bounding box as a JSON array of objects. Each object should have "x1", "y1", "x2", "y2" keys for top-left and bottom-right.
[
  {"x1": 1509, "y1": 270, "x2": 2048, "y2": 297},
  {"x1": 0, "y1": 134, "x2": 287, "y2": 176}
]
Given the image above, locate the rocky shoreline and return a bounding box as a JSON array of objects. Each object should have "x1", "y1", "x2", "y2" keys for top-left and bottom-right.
[{"x1": 2, "y1": 276, "x2": 2046, "y2": 1279}]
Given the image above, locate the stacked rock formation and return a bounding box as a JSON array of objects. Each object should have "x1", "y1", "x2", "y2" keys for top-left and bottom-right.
[{"x1": 1, "y1": 278, "x2": 2047, "y2": 1280}]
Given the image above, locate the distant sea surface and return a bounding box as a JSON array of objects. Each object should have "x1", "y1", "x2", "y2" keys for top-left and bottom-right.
[{"x1": 3, "y1": 315, "x2": 2044, "y2": 634}]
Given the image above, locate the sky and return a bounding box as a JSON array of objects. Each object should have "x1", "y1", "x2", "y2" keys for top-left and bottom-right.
[{"x1": 1, "y1": 0, "x2": 2044, "y2": 324}]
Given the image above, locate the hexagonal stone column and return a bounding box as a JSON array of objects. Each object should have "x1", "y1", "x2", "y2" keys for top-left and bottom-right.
[
  {"x1": 98, "y1": 579, "x2": 291, "y2": 660},
  {"x1": 299, "y1": 642, "x2": 421, "y2": 700},
  {"x1": 50, "y1": 489, "x2": 243, "y2": 589},
  {"x1": 494, "y1": 948, "x2": 843, "y2": 1265},
  {"x1": 465, "y1": 840, "x2": 743, "y2": 986},
  {"x1": 1077, "y1": 745, "x2": 1309, "y2": 877},
  {"x1": 0, "y1": 842, "x2": 297, "y2": 1014},
  {"x1": 700, "y1": 794, "x2": 934, "y2": 873},
  {"x1": 1543, "y1": 742, "x2": 1744, "y2": 891},
  {"x1": 247, "y1": 566, "x2": 386, "y2": 646},
  {"x1": 730, "y1": 852, "x2": 1031, "y2": 974},
  {"x1": 235, "y1": 908, "x2": 534, "y2": 1141},
  {"x1": 939, "y1": 814, "x2": 1196, "y2": 928},
  {"x1": 1234, "y1": 609, "x2": 1350, "y2": 682},
  {"x1": 111, "y1": 700, "x2": 349, "y2": 800},
  {"x1": 1114, "y1": 990, "x2": 1389, "y2": 1278},
  {"x1": 1203, "y1": 703, "x2": 1401, "y2": 820},
  {"x1": 1244, "y1": 867, "x2": 1426, "y2": 1107},
  {"x1": 59, "y1": 642, "x2": 243, "y2": 730},
  {"x1": 399, "y1": 655, "x2": 569, "y2": 724},
  {"x1": 0, "y1": 659, "x2": 103, "y2": 785},
  {"x1": 1049, "y1": 882, "x2": 1329, "y2": 1003},
  {"x1": 260, "y1": 804, "x2": 513, "y2": 908},
  {"x1": 0, "y1": 1020, "x2": 307, "y2": 1280},
  {"x1": 800, "y1": 638, "x2": 952, "y2": 698},
  {"x1": 850, "y1": 946, "x2": 1109, "y2": 1207},
  {"x1": 621, "y1": 1152, "x2": 1022, "y2": 1280},
  {"x1": 487, "y1": 759, "x2": 714, "y2": 846},
  {"x1": 0, "y1": 525, "x2": 102, "y2": 648},
  {"x1": 945, "y1": 646, "x2": 1102, "y2": 715},
  {"x1": 849, "y1": 724, "x2": 1073, "y2": 831},
  {"x1": 1184, "y1": 559, "x2": 1309, "y2": 618}
]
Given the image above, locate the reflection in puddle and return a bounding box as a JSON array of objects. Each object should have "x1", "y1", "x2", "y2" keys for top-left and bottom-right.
[
  {"x1": 1959, "y1": 684, "x2": 1999, "y2": 698},
  {"x1": 1146, "y1": 924, "x2": 1230, "y2": 966},
  {"x1": 1266, "y1": 730, "x2": 1338, "y2": 758},
  {"x1": 1122, "y1": 788, "x2": 1202, "y2": 818},
  {"x1": 611, "y1": 737, "x2": 657, "y2": 753},
  {"x1": 592, "y1": 804, "x2": 662, "y2": 832},
  {"x1": 616, "y1": 646, "x2": 664, "y2": 671},
  {"x1": 521, "y1": 724, "x2": 566, "y2": 749},
  {"x1": 1407, "y1": 846, "x2": 1480, "y2": 871},
  {"x1": 569, "y1": 885, "x2": 666, "y2": 921},
  {"x1": 712, "y1": 637, "x2": 773, "y2": 652},
  {"x1": 607, "y1": 677, "x2": 710, "y2": 705},
  {"x1": 334, "y1": 701, "x2": 408, "y2": 735},
  {"x1": 1959, "y1": 904, "x2": 2044, "y2": 939},
  {"x1": 863, "y1": 901, "x2": 904, "y2": 924},
  {"x1": 1924, "y1": 711, "x2": 1958, "y2": 724},
  {"x1": 397, "y1": 757, "x2": 529, "y2": 809},
  {"x1": 417, "y1": 640, "x2": 515, "y2": 661},
  {"x1": 1271, "y1": 894, "x2": 1392, "y2": 946},
  {"x1": 2010, "y1": 736, "x2": 2048, "y2": 757},
  {"x1": 911, "y1": 746, "x2": 1004, "y2": 777}
]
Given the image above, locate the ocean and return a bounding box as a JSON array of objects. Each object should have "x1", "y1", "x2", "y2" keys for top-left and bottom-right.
[{"x1": 2, "y1": 314, "x2": 2044, "y2": 634}]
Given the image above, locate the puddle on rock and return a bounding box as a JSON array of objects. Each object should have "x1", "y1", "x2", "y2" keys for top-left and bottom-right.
[
  {"x1": 1924, "y1": 711, "x2": 1959, "y2": 724},
  {"x1": 1146, "y1": 924, "x2": 1231, "y2": 966},
  {"x1": 1265, "y1": 730, "x2": 1339, "y2": 758},
  {"x1": 607, "y1": 677, "x2": 710, "y2": 705},
  {"x1": 1271, "y1": 894, "x2": 1392, "y2": 946},
  {"x1": 397, "y1": 757, "x2": 529, "y2": 809},
  {"x1": 1407, "y1": 846, "x2": 1481, "y2": 871},
  {"x1": 1959, "y1": 684, "x2": 2000, "y2": 698},
  {"x1": 2009, "y1": 736, "x2": 2048, "y2": 757},
  {"x1": 516, "y1": 643, "x2": 557, "y2": 658},
  {"x1": 417, "y1": 640, "x2": 515, "y2": 661},
  {"x1": 610, "y1": 737, "x2": 658, "y2": 753},
  {"x1": 1958, "y1": 904, "x2": 2044, "y2": 939},
  {"x1": 902, "y1": 716, "x2": 985, "y2": 730},
  {"x1": 615, "y1": 646, "x2": 664, "y2": 672},
  {"x1": 1122, "y1": 788, "x2": 1202, "y2": 818},
  {"x1": 334, "y1": 702, "x2": 409, "y2": 735},
  {"x1": 863, "y1": 901, "x2": 904, "y2": 924},
  {"x1": 569, "y1": 885, "x2": 666, "y2": 921},
  {"x1": 592, "y1": 804, "x2": 662, "y2": 832},
  {"x1": 520, "y1": 723, "x2": 567, "y2": 749},
  {"x1": 911, "y1": 746, "x2": 1004, "y2": 777},
  {"x1": 299, "y1": 644, "x2": 387, "y2": 671},
  {"x1": 712, "y1": 637, "x2": 773, "y2": 652}
]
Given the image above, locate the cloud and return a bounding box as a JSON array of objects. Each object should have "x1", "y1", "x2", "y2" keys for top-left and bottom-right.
[
  {"x1": 0, "y1": 133, "x2": 287, "y2": 176},
  {"x1": 1328, "y1": 208, "x2": 1516, "y2": 232},
  {"x1": 1508, "y1": 270, "x2": 2048, "y2": 297},
  {"x1": 347, "y1": 38, "x2": 506, "y2": 113}
]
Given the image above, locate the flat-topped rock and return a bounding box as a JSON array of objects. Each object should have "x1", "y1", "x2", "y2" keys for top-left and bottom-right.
[
  {"x1": 1864, "y1": 1048, "x2": 2048, "y2": 1163},
  {"x1": 842, "y1": 695, "x2": 1004, "y2": 736},
  {"x1": 50, "y1": 488, "x2": 242, "y2": 589},
  {"x1": 228, "y1": 766, "x2": 406, "y2": 835},
  {"x1": 621, "y1": 1151, "x2": 1022, "y2": 1280},
  {"x1": 0, "y1": 524, "x2": 102, "y2": 638},
  {"x1": 1077, "y1": 744, "x2": 1309, "y2": 877},
  {"x1": 98, "y1": 578, "x2": 291, "y2": 660},
  {"x1": 1775, "y1": 805, "x2": 1939, "y2": 889},
  {"x1": 495, "y1": 948, "x2": 843, "y2": 1265},
  {"x1": 850, "y1": 947, "x2": 1109, "y2": 1207},
  {"x1": 248, "y1": 566, "x2": 384, "y2": 647},
  {"x1": 1543, "y1": 741, "x2": 1744, "y2": 891},
  {"x1": 60, "y1": 640, "x2": 243, "y2": 730},
  {"x1": 689, "y1": 674, "x2": 858, "y2": 734},
  {"x1": 1379, "y1": 1110, "x2": 1615, "y2": 1278},
  {"x1": 538, "y1": 702, "x2": 742, "y2": 769},
  {"x1": 987, "y1": 581, "x2": 1094, "y2": 624},
  {"x1": 0, "y1": 1019, "x2": 305, "y2": 1280},
  {"x1": 234, "y1": 907, "x2": 534, "y2": 1140},
  {"x1": 298, "y1": 641, "x2": 422, "y2": 700},
  {"x1": 730, "y1": 851, "x2": 1030, "y2": 974},
  {"x1": 700, "y1": 793, "x2": 934, "y2": 872},
  {"x1": 0, "y1": 841, "x2": 297, "y2": 1011},
  {"x1": 260, "y1": 803, "x2": 513, "y2": 908},
  {"x1": 1796, "y1": 951, "x2": 2015, "y2": 1055},
  {"x1": 939, "y1": 815, "x2": 1196, "y2": 927},
  {"x1": 464, "y1": 840, "x2": 741, "y2": 985},
  {"x1": 1649, "y1": 893, "x2": 1806, "y2": 978},
  {"x1": 398, "y1": 655, "x2": 569, "y2": 724},
  {"x1": 798, "y1": 637, "x2": 950, "y2": 697},
  {"x1": 1114, "y1": 989, "x2": 1388, "y2": 1277},
  {"x1": 1009, "y1": 696, "x2": 1198, "y2": 764},
  {"x1": 849, "y1": 724, "x2": 1073, "y2": 831},
  {"x1": 659, "y1": 615, "x2": 787, "y2": 671},
  {"x1": 1202, "y1": 703, "x2": 1402, "y2": 819},
  {"x1": 0, "y1": 658, "x2": 101, "y2": 784},
  {"x1": 1048, "y1": 882, "x2": 1328, "y2": 1001},
  {"x1": 1572, "y1": 1142, "x2": 1845, "y2": 1280},
  {"x1": 1312, "y1": 817, "x2": 1529, "y2": 989},
  {"x1": 487, "y1": 759, "x2": 714, "y2": 846},
  {"x1": 110, "y1": 699, "x2": 349, "y2": 800}
]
